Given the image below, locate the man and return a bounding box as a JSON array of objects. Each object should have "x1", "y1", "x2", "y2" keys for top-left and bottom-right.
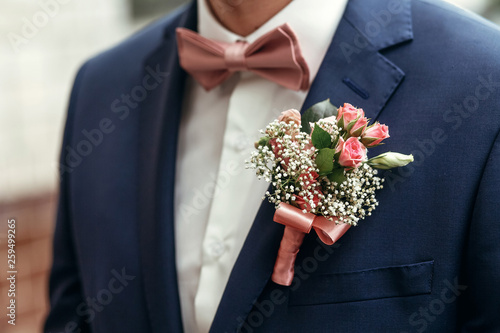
[{"x1": 45, "y1": 0, "x2": 500, "y2": 332}]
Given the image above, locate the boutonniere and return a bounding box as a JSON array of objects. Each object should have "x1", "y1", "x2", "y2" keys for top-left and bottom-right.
[{"x1": 246, "y1": 100, "x2": 414, "y2": 286}]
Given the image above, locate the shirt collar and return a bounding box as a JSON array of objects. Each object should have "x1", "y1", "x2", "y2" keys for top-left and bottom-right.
[{"x1": 197, "y1": 0, "x2": 349, "y2": 86}]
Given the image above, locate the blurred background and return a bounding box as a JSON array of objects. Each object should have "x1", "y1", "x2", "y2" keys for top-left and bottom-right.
[{"x1": 0, "y1": 0, "x2": 499, "y2": 332}]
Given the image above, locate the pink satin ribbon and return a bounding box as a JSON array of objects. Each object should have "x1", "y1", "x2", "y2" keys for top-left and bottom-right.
[
  {"x1": 271, "y1": 203, "x2": 350, "y2": 286},
  {"x1": 176, "y1": 23, "x2": 310, "y2": 91}
]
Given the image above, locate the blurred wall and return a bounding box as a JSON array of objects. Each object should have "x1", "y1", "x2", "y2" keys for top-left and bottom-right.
[
  {"x1": 0, "y1": 0, "x2": 498, "y2": 332},
  {"x1": 0, "y1": 0, "x2": 132, "y2": 202},
  {"x1": 0, "y1": 1, "x2": 136, "y2": 332},
  {"x1": 0, "y1": 194, "x2": 56, "y2": 332}
]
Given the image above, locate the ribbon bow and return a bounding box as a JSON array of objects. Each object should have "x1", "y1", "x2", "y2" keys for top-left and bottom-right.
[
  {"x1": 176, "y1": 23, "x2": 310, "y2": 91},
  {"x1": 271, "y1": 203, "x2": 350, "y2": 286}
]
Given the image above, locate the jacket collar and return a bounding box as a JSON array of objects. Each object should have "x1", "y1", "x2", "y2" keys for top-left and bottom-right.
[
  {"x1": 137, "y1": 3, "x2": 196, "y2": 333},
  {"x1": 303, "y1": 0, "x2": 413, "y2": 120},
  {"x1": 344, "y1": 0, "x2": 413, "y2": 50}
]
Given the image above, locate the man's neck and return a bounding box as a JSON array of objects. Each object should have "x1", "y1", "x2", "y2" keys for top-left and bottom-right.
[{"x1": 207, "y1": 0, "x2": 292, "y2": 36}]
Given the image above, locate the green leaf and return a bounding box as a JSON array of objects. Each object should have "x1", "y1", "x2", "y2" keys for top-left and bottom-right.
[
  {"x1": 327, "y1": 168, "x2": 347, "y2": 184},
  {"x1": 315, "y1": 148, "x2": 335, "y2": 174},
  {"x1": 255, "y1": 136, "x2": 270, "y2": 148},
  {"x1": 301, "y1": 99, "x2": 338, "y2": 134},
  {"x1": 311, "y1": 124, "x2": 332, "y2": 149}
]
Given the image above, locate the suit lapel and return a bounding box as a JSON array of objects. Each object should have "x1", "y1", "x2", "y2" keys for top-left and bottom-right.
[
  {"x1": 211, "y1": 0, "x2": 413, "y2": 331},
  {"x1": 304, "y1": 0, "x2": 413, "y2": 120},
  {"x1": 137, "y1": 3, "x2": 196, "y2": 332}
]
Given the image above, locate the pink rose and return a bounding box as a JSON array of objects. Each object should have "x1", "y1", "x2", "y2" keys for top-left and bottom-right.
[
  {"x1": 309, "y1": 116, "x2": 338, "y2": 135},
  {"x1": 269, "y1": 138, "x2": 290, "y2": 169},
  {"x1": 335, "y1": 136, "x2": 345, "y2": 154},
  {"x1": 336, "y1": 103, "x2": 358, "y2": 121},
  {"x1": 322, "y1": 116, "x2": 337, "y2": 124},
  {"x1": 278, "y1": 109, "x2": 301, "y2": 125},
  {"x1": 349, "y1": 116, "x2": 368, "y2": 137},
  {"x1": 298, "y1": 170, "x2": 319, "y2": 185},
  {"x1": 295, "y1": 194, "x2": 321, "y2": 211},
  {"x1": 336, "y1": 103, "x2": 369, "y2": 137},
  {"x1": 338, "y1": 137, "x2": 367, "y2": 169},
  {"x1": 304, "y1": 142, "x2": 315, "y2": 152},
  {"x1": 277, "y1": 109, "x2": 301, "y2": 139},
  {"x1": 269, "y1": 138, "x2": 282, "y2": 154},
  {"x1": 361, "y1": 123, "x2": 390, "y2": 147},
  {"x1": 336, "y1": 103, "x2": 362, "y2": 126}
]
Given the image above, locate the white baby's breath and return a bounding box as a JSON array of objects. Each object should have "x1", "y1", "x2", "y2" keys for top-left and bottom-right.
[{"x1": 246, "y1": 119, "x2": 383, "y2": 226}]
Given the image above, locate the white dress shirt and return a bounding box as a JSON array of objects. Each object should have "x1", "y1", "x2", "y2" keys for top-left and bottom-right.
[{"x1": 174, "y1": 0, "x2": 349, "y2": 332}]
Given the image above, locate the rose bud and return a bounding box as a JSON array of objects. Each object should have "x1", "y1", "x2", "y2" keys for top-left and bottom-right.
[
  {"x1": 336, "y1": 103, "x2": 364, "y2": 130},
  {"x1": 278, "y1": 109, "x2": 301, "y2": 125},
  {"x1": 335, "y1": 136, "x2": 345, "y2": 154},
  {"x1": 348, "y1": 116, "x2": 368, "y2": 137},
  {"x1": 338, "y1": 137, "x2": 367, "y2": 169},
  {"x1": 367, "y1": 152, "x2": 414, "y2": 170},
  {"x1": 361, "y1": 123, "x2": 390, "y2": 147}
]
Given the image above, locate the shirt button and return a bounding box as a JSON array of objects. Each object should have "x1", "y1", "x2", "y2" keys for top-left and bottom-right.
[{"x1": 207, "y1": 239, "x2": 226, "y2": 258}]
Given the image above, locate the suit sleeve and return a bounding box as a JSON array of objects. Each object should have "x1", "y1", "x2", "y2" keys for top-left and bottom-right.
[
  {"x1": 44, "y1": 63, "x2": 91, "y2": 333},
  {"x1": 459, "y1": 128, "x2": 500, "y2": 332}
]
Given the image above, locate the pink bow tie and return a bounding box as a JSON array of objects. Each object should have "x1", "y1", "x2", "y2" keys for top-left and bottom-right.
[{"x1": 176, "y1": 23, "x2": 310, "y2": 91}]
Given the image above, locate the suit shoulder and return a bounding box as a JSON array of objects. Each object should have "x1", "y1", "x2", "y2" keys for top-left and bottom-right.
[
  {"x1": 409, "y1": 0, "x2": 500, "y2": 62},
  {"x1": 413, "y1": 0, "x2": 500, "y2": 35},
  {"x1": 78, "y1": 3, "x2": 190, "y2": 82}
]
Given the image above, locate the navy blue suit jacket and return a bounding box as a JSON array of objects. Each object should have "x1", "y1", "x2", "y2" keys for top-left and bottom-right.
[{"x1": 45, "y1": 0, "x2": 500, "y2": 332}]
